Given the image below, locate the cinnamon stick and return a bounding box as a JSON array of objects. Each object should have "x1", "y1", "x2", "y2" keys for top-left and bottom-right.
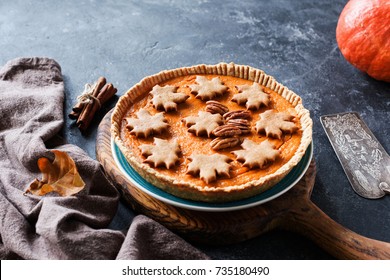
[
  {"x1": 97, "y1": 83, "x2": 117, "y2": 103},
  {"x1": 71, "y1": 102, "x2": 85, "y2": 114},
  {"x1": 77, "y1": 83, "x2": 117, "y2": 131},
  {"x1": 68, "y1": 77, "x2": 107, "y2": 119},
  {"x1": 90, "y1": 76, "x2": 107, "y2": 98},
  {"x1": 68, "y1": 110, "x2": 79, "y2": 120},
  {"x1": 68, "y1": 76, "x2": 117, "y2": 132}
]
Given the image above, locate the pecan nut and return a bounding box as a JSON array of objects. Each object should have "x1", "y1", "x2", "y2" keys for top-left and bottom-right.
[
  {"x1": 227, "y1": 119, "x2": 250, "y2": 126},
  {"x1": 212, "y1": 124, "x2": 242, "y2": 137},
  {"x1": 226, "y1": 119, "x2": 251, "y2": 134},
  {"x1": 210, "y1": 137, "x2": 241, "y2": 150},
  {"x1": 205, "y1": 100, "x2": 229, "y2": 115},
  {"x1": 234, "y1": 125, "x2": 251, "y2": 134},
  {"x1": 223, "y1": 110, "x2": 251, "y2": 121}
]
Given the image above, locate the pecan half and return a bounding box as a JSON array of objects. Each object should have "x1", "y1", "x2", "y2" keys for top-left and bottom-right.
[
  {"x1": 210, "y1": 137, "x2": 241, "y2": 150},
  {"x1": 223, "y1": 110, "x2": 251, "y2": 121},
  {"x1": 227, "y1": 119, "x2": 250, "y2": 126},
  {"x1": 235, "y1": 126, "x2": 251, "y2": 134},
  {"x1": 205, "y1": 100, "x2": 229, "y2": 115},
  {"x1": 212, "y1": 124, "x2": 242, "y2": 137},
  {"x1": 226, "y1": 119, "x2": 251, "y2": 134}
]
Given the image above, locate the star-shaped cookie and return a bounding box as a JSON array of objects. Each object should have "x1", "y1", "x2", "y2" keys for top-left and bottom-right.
[
  {"x1": 255, "y1": 109, "x2": 298, "y2": 139},
  {"x1": 125, "y1": 109, "x2": 169, "y2": 138},
  {"x1": 232, "y1": 83, "x2": 270, "y2": 110},
  {"x1": 182, "y1": 111, "x2": 224, "y2": 137},
  {"x1": 189, "y1": 76, "x2": 228, "y2": 101},
  {"x1": 150, "y1": 85, "x2": 189, "y2": 112},
  {"x1": 232, "y1": 139, "x2": 280, "y2": 169},
  {"x1": 139, "y1": 138, "x2": 181, "y2": 169},
  {"x1": 186, "y1": 153, "x2": 232, "y2": 183}
]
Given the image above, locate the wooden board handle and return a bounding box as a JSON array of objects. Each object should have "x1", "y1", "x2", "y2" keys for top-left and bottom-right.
[{"x1": 285, "y1": 200, "x2": 390, "y2": 259}]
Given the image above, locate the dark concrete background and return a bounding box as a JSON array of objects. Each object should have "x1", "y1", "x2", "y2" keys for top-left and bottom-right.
[{"x1": 1, "y1": 0, "x2": 389, "y2": 259}]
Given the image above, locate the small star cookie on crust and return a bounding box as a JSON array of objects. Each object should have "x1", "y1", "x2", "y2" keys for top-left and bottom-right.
[
  {"x1": 255, "y1": 109, "x2": 298, "y2": 139},
  {"x1": 232, "y1": 83, "x2": 270, "y2": 110},
  {"x1": 189, "y1": 76, "x2": 228, "y2": 101},
  {"x1": 139, "y1": 138, "x2": 181, "y2": 169},
  {"x1": 182, "y1": 111, "x2": 224, "y2": 137},
  {"x1": 186, "y1": 153, "x2": 232, "y2": 183},
  {"x1": 232, "y1": 139, "x2": 280, "y2": 169},
  {"x1": 150, "y1": 85, "x2": 189, "y2": 112},
  {"x1": 125, "y1": 109, "x2": 169, "y2": 138}
]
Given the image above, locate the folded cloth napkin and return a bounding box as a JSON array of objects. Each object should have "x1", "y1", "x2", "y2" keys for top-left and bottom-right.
[{"x1": 0, "y1": 57, "x2": 208, "y2": 260}]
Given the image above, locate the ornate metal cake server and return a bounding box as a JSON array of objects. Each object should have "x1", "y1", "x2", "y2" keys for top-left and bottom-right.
[{"x1": 320, "y1": 112, "x2": 390, "y2": 199}]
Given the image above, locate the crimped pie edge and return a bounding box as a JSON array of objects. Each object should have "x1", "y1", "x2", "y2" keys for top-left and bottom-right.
[{"x1": 111, "y1": 62, "x2": 313, "y2": 203}]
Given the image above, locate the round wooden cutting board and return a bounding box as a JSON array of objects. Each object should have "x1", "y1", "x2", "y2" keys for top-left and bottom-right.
[{"x1": 96, "y1": 111, "x2": 390, "y2": 259}]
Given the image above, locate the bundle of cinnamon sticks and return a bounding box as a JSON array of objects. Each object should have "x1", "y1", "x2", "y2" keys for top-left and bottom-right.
[{"x1": 69, "y1": 77, "x2": 117, "y2": 131}]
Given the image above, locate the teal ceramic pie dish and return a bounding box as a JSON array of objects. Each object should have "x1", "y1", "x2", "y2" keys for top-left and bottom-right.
[{"x1": 111, "y1": 139, "x2": 313, "y2": 212}]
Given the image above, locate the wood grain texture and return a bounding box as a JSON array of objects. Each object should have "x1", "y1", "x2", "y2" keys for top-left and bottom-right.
[{"x1": 96, "y1": 111, "x2": 390, "y2": 259}]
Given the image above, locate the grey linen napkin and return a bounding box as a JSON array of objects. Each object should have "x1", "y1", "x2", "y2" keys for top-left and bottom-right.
[{"x1": 0, "y1": 57, "x2": 208, "y2": 260}]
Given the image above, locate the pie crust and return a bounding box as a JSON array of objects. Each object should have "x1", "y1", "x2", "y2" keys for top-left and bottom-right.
[{"x1": 111, "y1": 63, "x2": 312, "y2": 203}]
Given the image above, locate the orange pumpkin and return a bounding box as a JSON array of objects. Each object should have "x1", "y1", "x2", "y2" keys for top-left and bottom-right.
[{"x1": 336, "y1": 0, "x2": 390, "y2": 82}]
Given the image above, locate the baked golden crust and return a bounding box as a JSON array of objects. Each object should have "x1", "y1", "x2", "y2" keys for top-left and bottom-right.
[{"x1": 111, "y1": 63, "x2": 312, "y2": 203}]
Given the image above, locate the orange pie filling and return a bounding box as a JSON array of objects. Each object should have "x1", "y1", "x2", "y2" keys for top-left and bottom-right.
[{"x1": 119, "y1": 74, "x2": 303, "y2": 190}]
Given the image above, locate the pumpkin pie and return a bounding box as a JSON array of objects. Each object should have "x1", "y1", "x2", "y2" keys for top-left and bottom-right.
[{"x1": 111, "y1": 63, "x2": 312, "y2": 203}]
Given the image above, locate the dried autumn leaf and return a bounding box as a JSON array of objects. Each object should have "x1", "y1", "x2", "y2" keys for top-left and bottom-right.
[{"x1": 25, "y1": 150, "x2": 85, "y2": 197}]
